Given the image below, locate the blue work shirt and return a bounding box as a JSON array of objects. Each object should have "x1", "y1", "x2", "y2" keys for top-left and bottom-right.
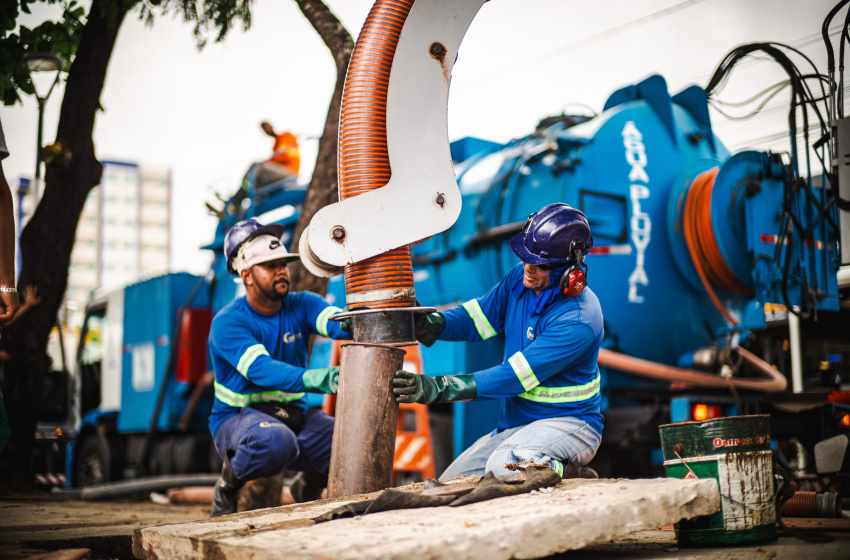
[
  {"x1": 208, "y1": 292, "x2": 350, "y2": 435},
  {"x1": 440, "y1": 263, "x2": 604, "y2": 435}
]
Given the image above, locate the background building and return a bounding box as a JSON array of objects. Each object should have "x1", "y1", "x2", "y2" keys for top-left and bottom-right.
[{"x1": 65, "y1": 161, "x2": 172, "y2": 319}]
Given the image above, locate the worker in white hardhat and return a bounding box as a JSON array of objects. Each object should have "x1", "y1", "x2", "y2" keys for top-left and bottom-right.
[{"x1": 208, "y1": 219, "x2": 351, "y2": 516}]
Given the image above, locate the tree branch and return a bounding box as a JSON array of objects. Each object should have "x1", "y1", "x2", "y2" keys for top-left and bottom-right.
[{"x1": 287, "y1": 0, "x2": 353, "y2": 295}]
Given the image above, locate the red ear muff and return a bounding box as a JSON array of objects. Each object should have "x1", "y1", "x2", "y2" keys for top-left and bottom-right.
[{"x1": 559, "y1": 267, "x2": 586, "y2": 297}]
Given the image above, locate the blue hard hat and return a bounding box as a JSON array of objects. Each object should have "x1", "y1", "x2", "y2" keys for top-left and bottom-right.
[
  {"x1": 509, "y1": 203, "x2": 593, "y2": 266},
  {"x1": 224, "y1": 218, "x2": 286, "y2": 274}
]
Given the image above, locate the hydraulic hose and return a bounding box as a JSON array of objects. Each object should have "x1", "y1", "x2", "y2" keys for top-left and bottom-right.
[
  {"x1": 338, "y1": 0, "x2": 416, "y2": 310},
  {"x1": 598, "y1": 346, "x2": 788, "y2": 393},
  {"x1": 682, "y1": 168, "x2": 751, "y2": 325}
]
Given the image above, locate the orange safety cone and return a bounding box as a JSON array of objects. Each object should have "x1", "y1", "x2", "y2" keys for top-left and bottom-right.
[
  {"x1": 392, "y1": 345, "x2": 437, "y2": 483},
  {"x1": 323, "y1": 341, "x2": 437, "y2": 483},
  {"x1": 321, "y1": 341, "x2": 342, "y2": 417}
]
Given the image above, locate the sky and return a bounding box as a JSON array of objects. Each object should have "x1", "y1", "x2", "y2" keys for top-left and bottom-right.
[{"x1": 1, "y1": 0, "x2": 840, "y2": 275}]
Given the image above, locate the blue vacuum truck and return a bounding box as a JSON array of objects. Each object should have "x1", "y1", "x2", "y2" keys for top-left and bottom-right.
[{"x1": 39, "y1": 16, "x2": 849, "y2": 490}]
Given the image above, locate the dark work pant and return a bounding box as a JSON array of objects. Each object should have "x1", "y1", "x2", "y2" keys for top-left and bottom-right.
[{"x1": 213, "y1": 407, "x2": 334, "y2": 481}]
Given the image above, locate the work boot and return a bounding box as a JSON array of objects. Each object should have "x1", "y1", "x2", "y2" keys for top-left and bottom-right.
[
  {"x1": 211, "y1": 457, "x2": 245, "y2": 517},
  {"x1": 579, "y1": 465, "x2": 599, "y2": 479},
  {"x1": 289, "y1": 471, "x2": 329, "y2": 503},
  {"x1": 559, "y1": 460, "x2": 598, "y2": 479}
]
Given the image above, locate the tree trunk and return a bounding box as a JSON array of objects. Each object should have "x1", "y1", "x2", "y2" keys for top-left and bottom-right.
[
  {"x1": 286, "y1": 0, "x2": 353, "y2": 296},
  {"x1": 0, "y1": 0, "x2": 133, "y2": 485}
]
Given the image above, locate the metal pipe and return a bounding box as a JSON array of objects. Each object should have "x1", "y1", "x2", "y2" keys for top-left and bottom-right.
[
  {"x1": 597, "y1": 346, "x2": 787, "y2": 392},
  {"x1": 328, "y1": 343, "x2": 405, "y2": 497},
  {"x1": 788, "y1": 307, "x2": 804, "y2": 393},
  {"x1": 325, "y1": 0, "x2": 417, "y2": 498},
  {"x1": 34, "y1": 96, "x2": 45, "y2": 204}
]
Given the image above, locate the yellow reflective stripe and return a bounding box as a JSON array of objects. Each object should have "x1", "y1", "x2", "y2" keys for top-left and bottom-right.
[
  {"x1": 518, "y1": 374, "x2": 601, "y2": 403},
  {"x1": 236, "y1": 344, "x2": 269, "y2": 378},
  {"x1": 462, "y1": 300, "x2": 497, "y2": 340},
  {"x1": 316, "y1": 306, "x2": 342, "y2": 337},
  {"x1": 214, "y1": 382, "x2": 304, "y2": 407},
  {"x1": 508, "y1": 351, "x2": 539, "y2": 392}
]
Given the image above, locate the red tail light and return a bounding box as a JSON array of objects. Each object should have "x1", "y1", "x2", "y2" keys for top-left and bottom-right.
[
  {"x1": 175, "y1": 307, "x2": 212, "y2": 384},
  {"x1": 692, "y1": 403, "x2": 723, "y2": 422}
]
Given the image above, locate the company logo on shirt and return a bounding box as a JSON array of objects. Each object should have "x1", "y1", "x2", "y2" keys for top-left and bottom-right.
[
  {"x1": 283, "y1": 332, "x2": 303, "y2": 344},
  {"x1": 526, "y1": 327, "x2": 535, "y2": 340}
]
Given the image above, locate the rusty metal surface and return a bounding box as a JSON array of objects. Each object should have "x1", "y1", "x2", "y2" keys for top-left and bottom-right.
[
  {"x1": 328, "y1": 343, "x2": 406, "y2": 498},
  {"x1": 351, "y1": 309, "x2": 415, "y2": 345}
]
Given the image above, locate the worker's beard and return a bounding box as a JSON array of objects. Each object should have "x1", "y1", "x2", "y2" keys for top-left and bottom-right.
[{"x1": 259, "y1": 277, "x2": 289, "y2": 301}]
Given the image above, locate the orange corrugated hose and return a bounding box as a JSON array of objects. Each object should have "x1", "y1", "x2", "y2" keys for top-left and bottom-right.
[
  {"x1": 338, "y1": 0, "x2": 416, "y2": 309},
  {"x1": 780, "y1": 492, "x2": 818, "y2": 517},
  {"x1": 683, "y1": 168, "x2": 752, "y2": 326}
]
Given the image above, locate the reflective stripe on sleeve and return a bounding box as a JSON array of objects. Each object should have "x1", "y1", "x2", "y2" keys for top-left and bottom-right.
[
  {"x1": 551, "y1": 459, "x2": 565, "y2": 477},
  {"x1": 316, "y1": 306, "x2": 343, "y2": 337},
  {"x1": 461, "y1": 300, "x2": 497, "y2": 340},
  {"x1": 214, "y1": 382, "x2": 304, "y2": 407},
  {"x1": 236, "y1": 344, "x2": 270, "y2": 378},
  {"x1": 518, "y1": 374, "x2": 601, "y2": 403},
  {"x1": 508, "y1": 351, "x2": 540, "y2": 392}
]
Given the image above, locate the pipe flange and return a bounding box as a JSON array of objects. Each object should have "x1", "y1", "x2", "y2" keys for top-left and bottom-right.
[
  {"x1": 346, "y1": 288, "x2": 416, "y2": 306},
  {"x1": 328, "y1": 306, "x2": 437, "y2": 321},
  {"x1": 332, "y1": 306, "x2": 432, "y2": 346},
  {"x1": 340, "y1": 342, "x2": 411, "y2": 351}
]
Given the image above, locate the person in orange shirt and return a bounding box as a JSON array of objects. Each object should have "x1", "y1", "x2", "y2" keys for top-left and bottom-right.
[{"x1": 261, "y1": 121, "x2": 300, "y2": 177}]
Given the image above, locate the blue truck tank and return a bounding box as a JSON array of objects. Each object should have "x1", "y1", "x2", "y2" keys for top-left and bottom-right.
[
  {"x1": 119, "y1": 273, "x2": 212, "y2": 433},
  {"x1": 323, "y1": 74, "x2": 844, "y2": 465}
]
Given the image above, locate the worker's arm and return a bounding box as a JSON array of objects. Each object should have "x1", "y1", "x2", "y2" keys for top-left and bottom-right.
[
  {"x1": 6, "y1": 285, "x2": 41, "y2": 325},
  {"x1": 210, "y1": 313, "x2": 328, "y2": 394},
  {"x1": 302, "y1": 292, "x2": 352, "y2": 340},
  {"x1": 473, "y1": 320, "x2": 599, "y2": 399},
  {"x1": 436, "y1": 266, "x2": 518, "y2": 343},
  {"x1": 0, "y1": 157, "x2": 19, "y2": 326}
]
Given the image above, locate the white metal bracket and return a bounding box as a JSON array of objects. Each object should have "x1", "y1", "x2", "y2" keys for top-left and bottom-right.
[{"x1": 301, "y1": 0, "x2": 486, "y2": 275}]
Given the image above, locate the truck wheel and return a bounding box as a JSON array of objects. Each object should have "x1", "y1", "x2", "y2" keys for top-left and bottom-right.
[{"x1": 76, "y1": 435, "x2": 111, "y2": 487}]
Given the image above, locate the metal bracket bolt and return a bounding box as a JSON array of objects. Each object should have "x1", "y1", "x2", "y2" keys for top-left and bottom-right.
[
  {"x1": 434, "y1": 192, "x2": 446, "y2": 208},
  {"x1": 331, "y1": 226, "x2": 346, "y2": 243},
  {"x1": 429, "y1": 42, "x2": 446, "y2": 61}
]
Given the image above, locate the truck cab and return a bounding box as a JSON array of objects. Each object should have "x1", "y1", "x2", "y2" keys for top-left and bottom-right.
[{"x1": 67, "y1": 273, "x2": 217, "y2": 487}]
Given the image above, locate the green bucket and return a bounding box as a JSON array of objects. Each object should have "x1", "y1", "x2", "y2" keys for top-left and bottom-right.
[{"x1": 659, "y1": 414, "x2": 777, "y2": 547}]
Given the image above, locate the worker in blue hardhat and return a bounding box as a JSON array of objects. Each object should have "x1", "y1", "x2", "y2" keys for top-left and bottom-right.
[
  {"x1": 208, "y1": 218, "x2": 351, "y2": 517},
  {"x1": 394, "y1": 202, "x2": 603, "y2": 479}
]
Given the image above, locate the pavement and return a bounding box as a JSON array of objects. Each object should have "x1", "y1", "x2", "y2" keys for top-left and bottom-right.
[
  {"x1": 0, "y1": 483, "x2": 847, "y2": 560},
  {"x1": 558, "y1": 526, "x2": 850, "y2": 560},
  {"x1": 0, "y1": 490, "x2": 209, "y2": 559}
]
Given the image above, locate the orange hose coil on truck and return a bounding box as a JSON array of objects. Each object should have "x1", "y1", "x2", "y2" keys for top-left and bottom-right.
[
  {"x1": 682, "y1": 168, "x2": 752, "y2": 325},
  {"x1": 338, "y1": 0, "x2": 417, "y2": 310}
]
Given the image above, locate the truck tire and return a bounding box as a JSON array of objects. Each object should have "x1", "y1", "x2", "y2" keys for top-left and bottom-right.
[
  {"x1": 76, "y1": 435, "x2": 112, "y2": 487},
  {"x1": 173, "y1": 436, "x2": 211, "y2": 474}
]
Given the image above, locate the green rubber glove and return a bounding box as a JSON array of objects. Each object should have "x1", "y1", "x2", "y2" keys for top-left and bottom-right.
[
  {"x1": 302, "y1": 367, "x2": 340, "y2": 394},
  {"x1": 337, "y1": 306, "x2": 352, "y2": 333},
  {"x1": 392, "y1": 370, "x2": 476, "y2": 404},
  {"x1": 414, "y1": 312, "x2": 445, "y2": 347}
]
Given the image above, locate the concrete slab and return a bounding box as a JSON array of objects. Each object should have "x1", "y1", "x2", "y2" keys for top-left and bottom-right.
[{"x1": 134, "y1": 477, "x2": 719, "y2": 560}]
